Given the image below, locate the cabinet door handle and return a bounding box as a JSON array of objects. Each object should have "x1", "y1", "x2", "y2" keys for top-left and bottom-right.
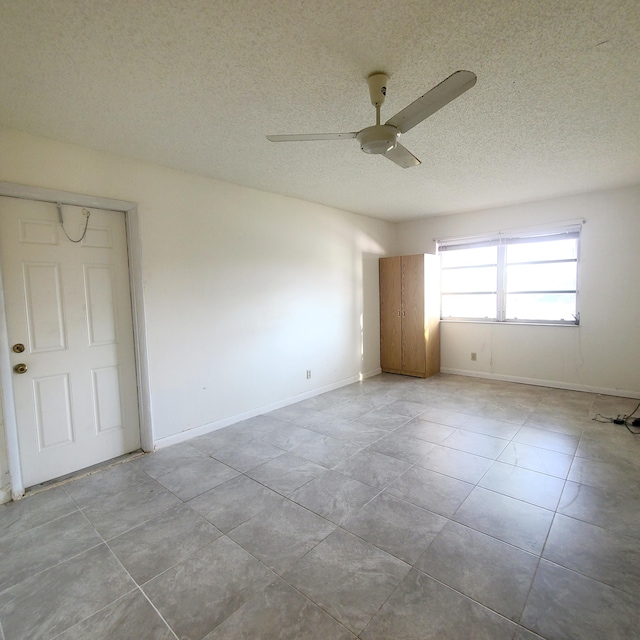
[
  {"x1": 402, "y1": 311, "x2": 406, "y2": 317},
  {"x1": 397, "y1": 310, "x2": 401, "y2": 317}
]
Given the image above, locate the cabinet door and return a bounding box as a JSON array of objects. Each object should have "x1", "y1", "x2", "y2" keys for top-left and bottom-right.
[
  {"x1": 379, "y1": 256, "x2": 402, "y2": 373},
  {"x1": 401, "y1": 254, "x2": 426, "y2": 376}
]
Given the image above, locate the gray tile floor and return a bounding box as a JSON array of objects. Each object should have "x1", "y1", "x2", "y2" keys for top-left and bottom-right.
[{"x1": 1, "y1": 373, "x2": 639, "y2": 639}]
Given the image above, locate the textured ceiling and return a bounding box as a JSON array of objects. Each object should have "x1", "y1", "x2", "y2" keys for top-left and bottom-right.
[{"x1": 0, "y1": 0, "x2": 639, "y2": 222}]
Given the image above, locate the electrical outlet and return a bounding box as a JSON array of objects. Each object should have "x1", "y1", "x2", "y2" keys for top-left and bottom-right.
[
  {"x1": 471, "y1": 352, "x2": 477, "y2": 361},
  {"x1": 306, "y1": 370, "x2": 312, "y2": 379}
]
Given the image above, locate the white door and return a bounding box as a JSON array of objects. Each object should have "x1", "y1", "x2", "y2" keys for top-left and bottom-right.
[{"x1": 0, "y1": 196, "x2": 140, "y2": 487}]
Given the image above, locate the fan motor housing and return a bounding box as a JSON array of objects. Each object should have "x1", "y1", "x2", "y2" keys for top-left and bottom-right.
[{"x1": 357, "y1": 125, "x2": 398, "y2": 154}]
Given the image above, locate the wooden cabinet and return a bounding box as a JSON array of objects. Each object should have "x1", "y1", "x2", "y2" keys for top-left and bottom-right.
[{"x1": 379, "y1": 254, "x2": 440, "y2": 378}]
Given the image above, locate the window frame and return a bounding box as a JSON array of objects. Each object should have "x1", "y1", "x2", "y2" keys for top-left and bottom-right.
[{"x1": 438, "y1": 227, "x2": 580, "y2": 325}]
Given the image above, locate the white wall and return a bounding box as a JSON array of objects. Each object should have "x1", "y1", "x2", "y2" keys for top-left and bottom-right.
[
  {"x1": 0, "y1": 128, "x2": 397, "y2": 501},
  {"x1": 397, "y1": 186, "x2": 640, "y2": 397}
]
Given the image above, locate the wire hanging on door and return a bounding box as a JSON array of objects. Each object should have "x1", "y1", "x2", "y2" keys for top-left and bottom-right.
[{"x1": 56, "y1": 202, "x2": 91, "y2": 243}]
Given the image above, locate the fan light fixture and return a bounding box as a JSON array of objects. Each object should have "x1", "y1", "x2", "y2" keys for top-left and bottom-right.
[{"x1": 357, "y1": 125, "x2": 398, "y2": 155}]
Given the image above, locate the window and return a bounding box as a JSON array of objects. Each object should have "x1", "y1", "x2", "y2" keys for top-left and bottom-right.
[{"x1": 439, "y1": 228, "x2": 579, "y2": 324}]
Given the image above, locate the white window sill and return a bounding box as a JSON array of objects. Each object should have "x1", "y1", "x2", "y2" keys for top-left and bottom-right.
[{"x1": 440, "y1": 319, "x2": 579, "y2": 327}]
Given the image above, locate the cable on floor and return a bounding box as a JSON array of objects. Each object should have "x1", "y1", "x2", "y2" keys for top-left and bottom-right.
[{"x1": 592, "y1": 400, "x2": 640, "y2": 434}]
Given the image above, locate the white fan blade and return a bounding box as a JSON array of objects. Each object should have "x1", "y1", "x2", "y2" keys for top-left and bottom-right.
[
  {"x1": 385, "y1": 70, "x2": 476, "y2": 134},
  {"x1": 384, "y1": 143, "x2": 421, "y2": 168},
  {"x1": 266, "y1": 132, "x2": 357, "y2": 142}
]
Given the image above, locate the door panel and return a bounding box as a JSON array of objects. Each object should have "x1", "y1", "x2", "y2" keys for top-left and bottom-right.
[
  {"x1": 92, "y1": 365, "x2": 124, "y2": 433},
  {"x1": 23, "y1": 262, "x2": 67, "y2": 352},
  {"x1": 84, "y1": 264, "x2": 117, "y2": 345},
  {"x1": 34, "y1": 374, "x2": 74, "y2": 448},
  {"x1": 379, "y1": 257, "x2": 402, "y2": 373},
  {"x1": 0, "y1": 196, "x2": 141, "y2": 487}
]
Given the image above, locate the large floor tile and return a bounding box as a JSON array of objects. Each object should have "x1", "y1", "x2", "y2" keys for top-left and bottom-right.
[
  {"x1": 290, "y1": 434, "x2": 363, "y2": 467},
  {"x1": 558, "y1": 481, "x2": 640, "y2": 539},
  {"x1": 107, "y1": 503, "x2": 221, "y2": 584},
  {"x1": 453, "y1": 486, "x2": 554, "y2": 554},
  {"x1": 229, "y1": 415, "x2": 294, "y2": 440},
  {"x1": 440, "y1": 429, "x2": 510, "y2": 459},
  {"x1": 414, "y1": 407, "x2": 472, "y2": 428},
  {"x1": 257, "y1": 424, "x2": 324, "y2": 451},
  {"x1": 189, "y1": 428, "x2": 253, "y2": 456},
  {"x1": 342, "y1": 491, "x2": 447, "y2": 564},
  {"x1": 542, "y1": 513, "x2": 640, "y2": 597},
  {"x1": 394, "y1": 419, "x2": 457, "y2": 443},
  {"x1": 142, "y1": 537, "x2": 275, "y2": 640},
  {"x1": 132, "y1": 442, "x2": 209, "y2": 480},
  {"x1": 187, "y1": 474, "x2": 284, "y2": 533},
  {"x1": 284, "y1": 528, "x2": 410, "y2": 635},
  {"x1": 545, "y1": 388, "x2": 596, "y2": 411},
  {"x1": 0, "y1": 544, "x2": 134, "y2": 640},
  {"x1": 589, "y1": 394, "x2": 639, "y2": 418},
  {"x1": 567, "y1": 455, "x2": 640, "y2": 496},
  {"x1": 333, "y1": 450, "x2": 411, "y2": 489},
  {"x1": 154, "y1": 456, "x2": 239, "y2": 501},
  {"x1": 521, "y1": 560, "x2": 639, "y2": 640},
  {"x1": 55, "y1": 589, "x2": 175, "y2": 640},
  {"x1": 497, "y1": 441, "x2": 573, "y2": 478},
  {"x1": 399, "y1": 387, "x2": 450, "y2": 406},
  {"x1": 305, "y1": 417, "x2": 388, "y2": 447},
  {"x1": 245, "y1": 453, "x2": 326, "y2": 495},
  {"x1": 354, "y1": 407, "x2": 413, "y2": 430},
  {"x1": 387, "y1": 466, "x2": 474, "y2": 517},
  {"x1": 289, "y1": 469, "x2": 378, "y2": 524},
  {"x1": 0, "y1": 486, "x2": 77, "y2": 538},
  {"x1": 524, "y1": 408, "x2": 590, "y2": 436},
  {"x1": 211, "y1": 440, "x2": 286, "y2": 472},
  {"x1": 383, "y1": 399, "x2": 431, "y2": 418},
  {"x1": 267, "y1": 403, "x2": 323, "y2": 424},
  {"x1": 512, "y1": 426, "x2": 579, "y2": 455},
  {"x1": 321, "y1": 399, "x2": 379, "y2": 421},
  {"x1": 575, "y1": 430, "x2": 640, "y2": 467},
  {"x1": 416, "y1": 445, "x2": 494, "y2": 483},
  {"x1": 360, "y1": 568, "x2": 517, "y2": 640},
  {"x1": 459, "y1": 415, "x2": 522, "y2": 439},
  {"x1": 204, "y1": 578, "x2": 355, "y2": 639},
  {"x1": 0, "y1": 510, "x2": 101, "y2": 593},
  {"x1": 367, "y1": 432, "x2": 438, "y2": 464},
  {"x1": 81, "y1": 478, "x2": 182, "y2": 539},
  {"x1": 478, "y1": 461, "x2": 565, "y2": 510},
  {"x1": 64, "y1": 463, "x2": 152, "y2": 508},
  {"x1": 227, "y1": 498, "x2": 336, "y2": 573},
  {"x1": 431, "y1": 395, "x2": 486, "y2": 415},
  {"x1": 476, "y1": 400, "x2": 531, "y2": 425},
  {"x1": 416, "y1": 520, "x2": 539, "y2": 621}
]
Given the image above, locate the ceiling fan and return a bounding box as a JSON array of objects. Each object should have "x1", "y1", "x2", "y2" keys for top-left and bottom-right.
[{"x1": 267, "y1": 70, "x2": 477, "y2": 168}]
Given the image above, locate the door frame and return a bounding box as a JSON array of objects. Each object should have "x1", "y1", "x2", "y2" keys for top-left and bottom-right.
[{"x1": 0, "y1": 181, "x2": 153, "y2": 499}]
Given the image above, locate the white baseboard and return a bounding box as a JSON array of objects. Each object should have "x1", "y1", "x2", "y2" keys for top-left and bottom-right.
[
  {"x1": 154, "y1": 369, "x2": 381, "y2": 449},
  {"x1": 440, "y1": 367, "x2": 640, "y2": 399}
]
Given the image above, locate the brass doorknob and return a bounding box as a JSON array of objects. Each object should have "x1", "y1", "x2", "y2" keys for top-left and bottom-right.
[{"x1": 13, "y1": 363, "x2": 28, "y2": 374}]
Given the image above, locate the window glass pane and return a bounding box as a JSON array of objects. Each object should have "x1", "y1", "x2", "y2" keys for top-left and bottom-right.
[
  {"x1": 440, "y1": 246, "x2": 497, "y2": 268},
  {"x1": 507, "y1": 238, "x2": 577, "y2": 263},
  {"x1": 506, "y1": 293, "x2": 577, "y2": 321},
  {"x1": 506, "y1": 262, "x2": 577, "y2": 292},
  {"x1": 442, "y1": 266, "x2": 497, "y2": 293},
  {"x1": 442, "y1": 294, "x2": 497, "y2": 319}
]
